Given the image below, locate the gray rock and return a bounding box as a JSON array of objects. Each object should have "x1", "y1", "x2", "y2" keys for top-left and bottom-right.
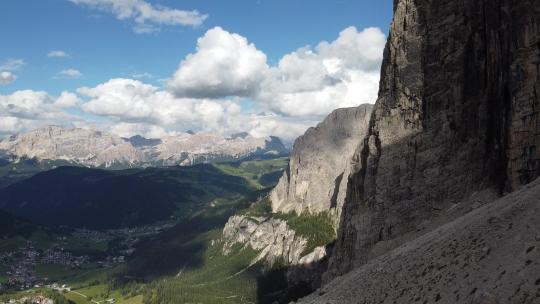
[
  {"x1": 298, "y1": 178, "x2": 540, "y2": 304},
  {"x1": 270, "y1": 105, "x2": 372, "y2": 222},
  {"x1": 0, "y1": 126, "x2": 142, "y2": 167},
  {"x1": 222, "y1": 215, "x2": 308, "y2": 265},
  {"x1": 0, "y1": 126, "x2": 288, "y2": 168},
  {"x1": 326, "y1": 0, "x2": 540, "y2": 281}
]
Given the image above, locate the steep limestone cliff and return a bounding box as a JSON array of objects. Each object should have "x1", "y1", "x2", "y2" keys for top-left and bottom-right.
[
  {"x1": 326, "y1": 0, "x2": 540, "y2": 280},
  {"x1": 270, "y1": 105, "x2": 372, "y2": 221}
]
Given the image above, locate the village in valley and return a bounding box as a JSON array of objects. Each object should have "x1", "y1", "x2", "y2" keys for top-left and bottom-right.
[{"x1": 0, "y1": 221, "x2": 176, "y2": 303}]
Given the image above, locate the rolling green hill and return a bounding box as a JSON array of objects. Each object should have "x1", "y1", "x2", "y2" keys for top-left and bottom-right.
[{"x1": 0, "y1": 164, "x2": 253, "y2": 230}]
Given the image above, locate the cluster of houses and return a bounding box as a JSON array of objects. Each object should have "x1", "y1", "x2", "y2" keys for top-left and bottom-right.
[
  {"x1": 1, "y1": 244, "x2": 88, "y2": 291},
  {"x1": 2, "y1": 295, "x2": 54, "y2": 304}
]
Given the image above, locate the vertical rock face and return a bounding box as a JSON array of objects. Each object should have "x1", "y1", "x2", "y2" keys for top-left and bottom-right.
[
  {"x1": 326, "y1": 0, "x2": 540, "y2": 279},
  {"x1": 270, "y1": 105, "x2": 373, "y2": 221}
]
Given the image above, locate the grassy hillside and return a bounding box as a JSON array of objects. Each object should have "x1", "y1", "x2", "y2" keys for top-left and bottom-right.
[
  {"x1": 245, "y1": 198, "x2": 336, "y2": 255},
  {"x1": 0, "y1": 165, "x2": 253, "y2": 229},
  {"x1": 214, "y1": 157, "x2": 289, "y2": 189}
]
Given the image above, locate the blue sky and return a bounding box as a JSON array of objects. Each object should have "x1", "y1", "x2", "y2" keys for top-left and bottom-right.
[{"x1": 0, "y1": 0, "x2": 393, "y2": 141}]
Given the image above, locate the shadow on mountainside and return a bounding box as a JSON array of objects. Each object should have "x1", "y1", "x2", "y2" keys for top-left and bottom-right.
[
  {"x1": 116, "y1": 187, "x2": 268, "y2": 281},
  {"x1": 256, "y1": 243, "x2": 335, "y2": 304}
]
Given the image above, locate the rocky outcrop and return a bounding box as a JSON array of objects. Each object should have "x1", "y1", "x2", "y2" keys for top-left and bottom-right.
[
  {"x1": 0, "y1": 126, "x2": 288, "y2": 168},
  {"x1": 222, "y1": 215, "x2": 309, "y2": 265},
  {"x1": 270, "y1": 105, "x2": 372, "y2": 221},
  {"x1": 299, "y1": 178, "x2": 540, "y2": 304},
  {"x1": 325, "y1": 0, "x2": 540, "y2": 281}
]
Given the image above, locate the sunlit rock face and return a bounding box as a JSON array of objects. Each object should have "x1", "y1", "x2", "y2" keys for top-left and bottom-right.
[
  {"x1": 222, "y1": 215, "x2": 308, "y2": 265},
  {"x1": 0, "y1": 126, "x2": 288, "y2": 168},
  {"x1": 270, "y1": 104, "x2": 372, "y2": 222},
  {"x1": 0, "y1": 126, "x2": 142, "y2": 167}
]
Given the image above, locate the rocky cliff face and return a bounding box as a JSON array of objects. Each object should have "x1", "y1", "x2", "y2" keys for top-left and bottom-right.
[
  {"x1": 326, "y1": 0, "x2": 540, "y2": 280},
  {"x1": 270, "y1": 105, "x2": 372, "y2": 221},
  {"x1": 0, "y1": 126, "x2": 142, "y2": 167},
  {"x1": 222, "y1": 215, "x2": 309, "y2": 265}
]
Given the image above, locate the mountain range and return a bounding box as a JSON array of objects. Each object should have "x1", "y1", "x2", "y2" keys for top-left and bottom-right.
[{"x1": 0, "y1": 126, "x2": 287, "y2": 169}]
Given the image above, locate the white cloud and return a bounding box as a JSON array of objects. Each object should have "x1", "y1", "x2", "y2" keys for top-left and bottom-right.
[
  {"x1": 48, "y1": 50, "x2": 69, "y2": 58},
  {"x1": 0, "y1": 71, "x2": 16, "y2": 84},
  {"x1": 0, "y1": 59, "x2": 25, "y2": 71},
  {"x1": 0, "y1": 90, "x2": 80, "y2": 136},
  {"x1": 68, "y1": 0, "x2": 207, "y2": 34},
  {"x1": 55, "y1": 91, "x2": 80, "y2": 108},
  {"x1": 59, "y1": 69, "x2": 83, "y2": 79},
  {"x1": 168, "y1": 26, "x2": 385, "y2": 117},
  {"x1": 75, "y1": 78, "x2": 310, "y2": 142},
  {"x1": 0, "y1": 26, "x2": 386, "y2": 143},
  {"x1": 256, "y1": 26, "x2": 385, "y2": 116},
  {"x1": 79, "y1": 78, "x2": 158, "y2": 121},
  {"x1": 110, "y1": 122, "x2": 171, "y2": 139},
  {"x1": 168, "y1": 27, "x2": 268, "y2": 98},
  {"x1": 0, "y1": 59, "x2": 25, "y2": 84},
  {"x1": 78, "y1": 78, "x2": 243, "y2": 130}
]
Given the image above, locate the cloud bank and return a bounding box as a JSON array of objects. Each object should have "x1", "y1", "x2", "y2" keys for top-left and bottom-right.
[{"x1": 0, "y1": 26, "x2": 386, "y2": 142}]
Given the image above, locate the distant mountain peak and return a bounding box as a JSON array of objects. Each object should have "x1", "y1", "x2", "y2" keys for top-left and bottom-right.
[{"x1": 0, "y1": 127, "x2": 289, "y2": 168}]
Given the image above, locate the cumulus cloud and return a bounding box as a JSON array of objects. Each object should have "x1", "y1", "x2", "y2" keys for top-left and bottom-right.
[
  {"x1": 68, "y1": 0, "x2": 207, "y2": 34},
  {"x1": 256, "y1": 26, "x2": 385, "y2": 116},
  {"x1": 73, "y1": 78, "x2": 321, "y2": 142},
  {"x1": 55, "y1": 91, "x2": 81, "y2": 108},
  {"x1": 168, "y1": 27, "x2": 268, "y2": 98},
  {"x1": 59, "y1": 69, "x2": 83, "y2": 79},
  {"x1": 0, "y1": 90, "x2": 80, "y2": 136},
  {"x1": 48, "y1": 50, "x2": 69, "y2": 58},
  {"x1": 78, "y1": 78, "x2": 245, "y2": 132},
  {"x1": 0, "y1": 71, "x2": 16, "y2": 84},
  {"x1": 0, "y1": 26, "x2": 386, "y2": 143},
  {"x1": 0, "y1": 59, "x2": 25, "y2": 85},
  {"x1": 168, "y1": 26, "x2": 385, "y2": 117}
]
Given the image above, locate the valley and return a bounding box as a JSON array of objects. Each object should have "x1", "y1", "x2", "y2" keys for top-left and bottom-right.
[{"x1": 0, "y1": 157, "x2": 293, "y2": 304}]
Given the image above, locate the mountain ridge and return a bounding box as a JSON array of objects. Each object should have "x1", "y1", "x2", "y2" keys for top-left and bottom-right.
[{"x1": 0, "y1": 126, "x2": 288, "y2": 168}]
